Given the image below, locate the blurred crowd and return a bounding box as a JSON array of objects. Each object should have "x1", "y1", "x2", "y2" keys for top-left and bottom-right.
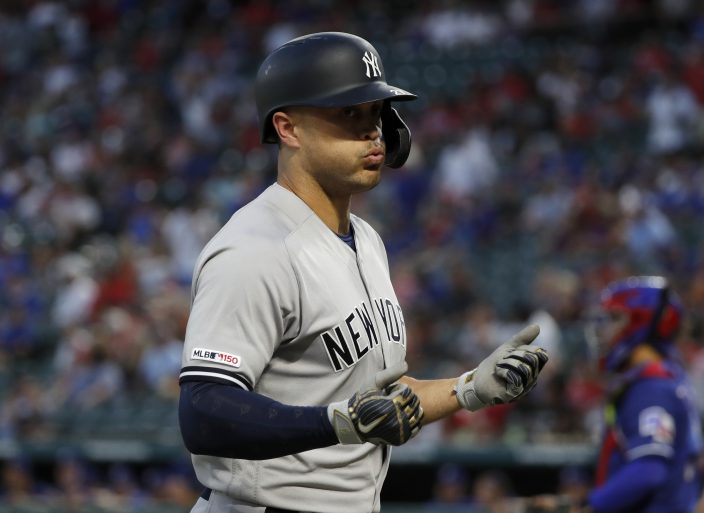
[
  {"x1": 0, "y1": 453, "x2": 198, "y2": 513},
  {"x1": 2, "y1": 0, "x2": 704, "y2": 510}
]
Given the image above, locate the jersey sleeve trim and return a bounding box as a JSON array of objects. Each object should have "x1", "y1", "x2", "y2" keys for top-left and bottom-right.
[
  {"x1": 179, "y1": 365, "x2": 253, "y2": 391},
  {"x1": 627, "y1": 442, "x2": 674, "y2": 460}
]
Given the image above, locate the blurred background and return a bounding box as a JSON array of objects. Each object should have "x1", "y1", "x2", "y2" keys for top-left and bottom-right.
[{"x1": 1, "y1": 0, "x2": 704, "y2": 511}]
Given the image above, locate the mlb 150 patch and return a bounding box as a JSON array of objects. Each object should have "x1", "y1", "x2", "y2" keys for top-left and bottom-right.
[{"x1": 192, "y1": 348, "x2": 241, "y2": 368}]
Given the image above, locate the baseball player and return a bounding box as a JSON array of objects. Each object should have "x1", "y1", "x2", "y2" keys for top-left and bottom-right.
[
  {"x1": 178, "y1": 32, "x2": 549, "y2": 513},
  {"x1": 531, "y1": 276, "x2": 703, "y2": 513}
]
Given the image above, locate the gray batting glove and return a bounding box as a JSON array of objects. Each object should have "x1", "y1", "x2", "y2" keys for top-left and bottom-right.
[
  {"x1": 454, "y1": 324, "x2": 549, "y2": 411},
  {"x1": 327, "y1": 363, "x2": 424, "y2": 445}
]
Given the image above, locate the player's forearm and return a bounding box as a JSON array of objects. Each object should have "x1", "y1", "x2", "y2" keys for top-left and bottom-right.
[
  {"x1": 179, "y1": 381, "x2": 338, "y2": 460},
  {"x1": 399, "y1": 376, "x2": 460, "y2": 424}
]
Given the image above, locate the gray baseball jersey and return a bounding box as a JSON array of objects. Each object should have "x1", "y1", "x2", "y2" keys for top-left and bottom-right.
[{"x1": 180, "y1": 183, "x2": 408, "y2": 513}]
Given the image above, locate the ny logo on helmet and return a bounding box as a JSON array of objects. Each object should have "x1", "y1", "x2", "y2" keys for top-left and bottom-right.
[{"x1": 362, "y1": 51, "x2": 381, "y2": 78}]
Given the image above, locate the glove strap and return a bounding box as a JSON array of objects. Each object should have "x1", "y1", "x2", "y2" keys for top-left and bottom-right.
[
  {"x1": 452, "y1": 369, "x2": 473, "y2": 394},
  {"x1": 327, "y1": 400, "x2": 363, "y2": 444},
  {"x1": 453, "y1": 369, "x2": 487, "y2": 412}
]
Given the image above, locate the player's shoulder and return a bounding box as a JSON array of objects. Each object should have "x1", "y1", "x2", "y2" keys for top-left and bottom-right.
[
  {"x1": 232, "y1": 184, "x2": 313, "y2": 235},
  {"x1": 629, "y1": 375, "x2": 677, "y2": 393},
  {"x1": 193, "y1": 184, "x2": 313, "y2": 275},
  {"x1": 623, "y1": 373, "x2": 681, "y2": 412},
  {"x1": 207, "y1": 184, "x2": 315, "y2": 248}
]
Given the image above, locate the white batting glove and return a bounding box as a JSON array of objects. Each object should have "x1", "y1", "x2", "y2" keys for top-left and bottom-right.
[
  {"x1": 327, "y1": 363, "x2": 423, "y2": 445},
  {"x1": 454, "y1": 324, "x2": 548, "y2": 411}
]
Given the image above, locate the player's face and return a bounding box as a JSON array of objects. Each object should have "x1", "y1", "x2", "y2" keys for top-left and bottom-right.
[
  {"x1": 291, "y1": 100, "x2": 386, "y2": 196},
  {"x1": 585, "y1": 307, "x2": 628, "y2": 367}
]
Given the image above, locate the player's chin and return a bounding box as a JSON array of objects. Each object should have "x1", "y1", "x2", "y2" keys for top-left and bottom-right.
[
  {"x1": 348, "y1": 169, "x2": 382, "y2": 193},
  {"x1": 360, "y1": 165, "x2": 383, "y2": 179}
]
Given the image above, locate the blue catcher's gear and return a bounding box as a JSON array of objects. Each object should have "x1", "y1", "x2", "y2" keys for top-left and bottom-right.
[{"x1": 589, "y1": 276, "x2": 682, "y2": 371}]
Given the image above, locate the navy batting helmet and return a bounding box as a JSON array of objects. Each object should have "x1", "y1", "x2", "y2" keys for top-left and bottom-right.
[{"x1": 255, "y1": 32, "x2": 417, "y2": 168}]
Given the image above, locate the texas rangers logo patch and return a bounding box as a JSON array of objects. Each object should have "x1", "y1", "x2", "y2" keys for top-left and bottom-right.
[
  {"x1": 639, "y1": 406, "x2": 675, "y2": 444},
  {"x1": 191, "y1": 348, "x2": 241, "y2": 368}
]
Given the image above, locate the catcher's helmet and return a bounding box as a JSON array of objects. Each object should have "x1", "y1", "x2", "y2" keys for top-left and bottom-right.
[
  {"x1": 255, "y1": 32, "x2": 417, "y2": 168},
  {"x1": 588, "y1": 276, "x2": 682, "y2": 371}
]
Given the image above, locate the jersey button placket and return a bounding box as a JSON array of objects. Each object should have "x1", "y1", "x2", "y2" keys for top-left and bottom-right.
[{"x1": 355, "y1": 253, "x2": 388, "y2": 370}]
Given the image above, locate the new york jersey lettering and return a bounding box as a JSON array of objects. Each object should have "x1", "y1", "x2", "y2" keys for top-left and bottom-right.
[
  {"x1": 322, "y1": 298, "x2": 405, "y2": 371},
  {"x1": 374, "y1": 298, "x2": 406, "y2": 348}
]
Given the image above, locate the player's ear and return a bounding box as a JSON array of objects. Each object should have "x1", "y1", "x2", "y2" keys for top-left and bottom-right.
[{"x1": 271, "y1": 110, "x2": 300, "y2": 149}]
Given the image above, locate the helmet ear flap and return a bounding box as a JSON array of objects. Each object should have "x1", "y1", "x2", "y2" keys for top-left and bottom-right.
[
  {"x1": 656, "y1": 304, "x2": 680, "y2": 339},
  {"x1": 381, "y1": 103, "x2": 412, "y2": 168}
]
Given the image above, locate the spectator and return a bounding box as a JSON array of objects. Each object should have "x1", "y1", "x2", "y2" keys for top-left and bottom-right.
[
  {"x1": 0, "y1": 375, "x2": 52, "y2": 442},
  {"x1": 51, "y1": 253, "x2": 98, "y2": 329},
  {"x1": 645, "y1": 71, "x2": 700, "y2": 154},
  {"x1": 50, "y1": 327, "x2": 125, "y2": 410},
  {"x1": 0, "y1": 457, "x2": 50, "y2": 509},
  {"x1": 470, "y1": 470, "x2": 516, "y2": 513},
  {"x1": 427, "y1": 464, "x2": 473, "y2": 508}
]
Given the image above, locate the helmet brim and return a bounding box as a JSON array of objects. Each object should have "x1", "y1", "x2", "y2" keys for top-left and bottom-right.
[
  {"x1": 303, "y1": 81, "x2": 417, "y2": 107},
  {"x1": 262, "y1": 82, "x2": 416, "y2": 143}
]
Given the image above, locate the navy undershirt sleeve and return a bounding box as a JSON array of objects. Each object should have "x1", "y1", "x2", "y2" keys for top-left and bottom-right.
[
  {"x1": 179, "y1": 381, "x2": 339, "y2": 460},
  {"x1": 588, "y1": 456, "x2": 669, "y2": 513}
]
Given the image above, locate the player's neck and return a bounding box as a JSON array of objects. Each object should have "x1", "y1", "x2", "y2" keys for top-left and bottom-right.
[
  {"x1": 626, "y1": 344, "x2": 663, "y2": 369},
  {"x1": 277, "y1": 173, "x2": 351, "y2": 235},
  {"x1": 316, "y1": 193, "x2": 351, "y2": 234}
]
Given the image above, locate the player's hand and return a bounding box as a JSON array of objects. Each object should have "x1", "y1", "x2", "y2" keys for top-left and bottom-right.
[
  {"x1": 327, "y1": 363, "x2": 423, "y2": 445},
  {"x1": 454, "y1": 324, "x2": 548, "y2": 411}
]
